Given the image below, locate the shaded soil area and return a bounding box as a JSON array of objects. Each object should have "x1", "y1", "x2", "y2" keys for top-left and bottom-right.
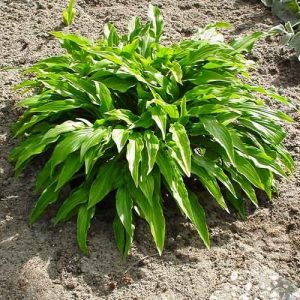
[{"x1": 0, "y1": 0, "x2": 299, "y2": 299}]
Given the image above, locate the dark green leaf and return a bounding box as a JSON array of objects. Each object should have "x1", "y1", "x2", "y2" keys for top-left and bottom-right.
[{"x1": 77, "y1": 204, "x2": 95, "y2": 254}]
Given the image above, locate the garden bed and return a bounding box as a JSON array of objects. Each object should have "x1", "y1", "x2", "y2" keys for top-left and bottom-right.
[{"x1": 0, "y1": 0, "x2": 299, "y2": 299}]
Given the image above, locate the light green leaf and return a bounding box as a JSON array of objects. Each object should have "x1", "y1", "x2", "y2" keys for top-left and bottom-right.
[
  {"x1": 103, "y1": 23, "x2": 120, "y2": 46},
  {"x1": 105, "y1": 109, "x2": 138, "y2": 125},
  {"x1": 43, "y1": 121, "x2": 86, "y2": 141},
  {"x1": 202, "y1": 117, "x2": 235, "y2": 164},
  {"x1": 234, "y1": 153, "x2": 264, "y2": 190},
  {"x1": 80, "y1": 127, "x2": 108, "y2": 160},
  {"x1": 63, "y1": 0, "x2": 76, "y2": 26},
  {"x1": 50, "y1": 130, "x2": 90, "y2": 173},
  {"x1": 126, "y1": 134, "x2": 144, "y2": 187},
  {"x1": 139, "y1": 152, "x2": 155, "y2": 202},
  {"x1": 169, "y1": 122, "x2": 191, "y2": 177},
  {"x1": 101, "y1": 77, "x2": 136, "y2": 93},
  {"x1": 169, "y1": 61, "x2": 183, "y2": 84},
  {"x1": 144, "y1": 131, "x2": 160, "y2": 174},
  {"x1": 112, "y1": 128, "x2": 130, "y2": 153},
  {"x1": 95, "y1": 82, "x2": 114, "y2": 113},
  {"x1": 116, "y1": 186, "x2": 134, "y2": 238},
  {"x1": 148, "y1": 4, "x2": 163, "y2": 41},
  {"x1": 188, "y1": 192, "x2": 210, "y2": 248},
  {"x1": 230, "y1": 31, "x2": 265, "y2": 53},
  {"x1": 149, "y1": 105, "x2": 167, "y2": 139}
]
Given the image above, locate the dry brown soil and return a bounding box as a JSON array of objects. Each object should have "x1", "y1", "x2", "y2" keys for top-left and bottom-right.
[{"x1": 0, "y1": 0, "x2": 299, "y2": 299}]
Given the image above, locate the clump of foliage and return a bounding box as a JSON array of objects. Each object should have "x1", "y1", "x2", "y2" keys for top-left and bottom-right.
[
  {"x1": 63, "y1": 0, "x2": 76, "y2": 26},
  {"x1": 262, "y1": 0, "x2": 300, "y2": 59},
  {"x1": 11, "y1": 5, "x2": 294, "y2": 256}
]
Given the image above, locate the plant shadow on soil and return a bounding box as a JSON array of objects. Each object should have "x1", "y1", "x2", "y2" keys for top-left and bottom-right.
[{"x1": 0, "y1": 152, "x2": 271, "y2": 298}]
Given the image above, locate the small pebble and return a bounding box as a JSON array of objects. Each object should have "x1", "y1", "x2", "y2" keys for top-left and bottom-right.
[
  {"x1": 291, "y1": 289, "x2": 300, "y2": 298},
  {"x1": 230, "y1": 271, "x2": 238, "y2": 282},
  {"x1": 245, "y1": 282, "x2": 252, "y2": 292},
  {"x1": 270, "y1": 273, "x2": 279, "y2": 281},
  {"x1": 5, "y1": 215, "x2": 13, "y2": 221},
  {"x1": 269, "y1": 290, "x2": 280, "y2": 299},
  {"x1": 259, "y1": 282, "x2": 266, "y2": 290}
]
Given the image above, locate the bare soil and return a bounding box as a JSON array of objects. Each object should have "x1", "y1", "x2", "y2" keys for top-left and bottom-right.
[{"x1": 0, "y1": 1, "x2": 299, "y2": 299}]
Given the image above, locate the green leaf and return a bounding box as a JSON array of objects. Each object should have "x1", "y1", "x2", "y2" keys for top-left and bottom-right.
[
  {"x1": 63, "y1": 0, "x2": 76, "y2": 26},
  {"x1": 127, "y1": 16, "x2": 142, "y2": 42},
  {"x1": 190, "y1": 70, "x2": 233, "y2": 84},
  {"x1": 156, "y1": 150, "x2": 191, "y2": 217},
  {"x1": 101, "y1": 77, "x2": 136, "y2": 93},
  {"x1": 30, "y1": 183, "x2": 60, "y2": 224},
  {"x1": 126, "y1": 134, "x2": 144, "y2": 187},
  {"x1": 50, "y1": 130, "x2": 90, "y2": 173},
  {"x1": 188, "y1": 104, "x2": 234, "y2": 116},
  {"x1": 139, "y1": 152, "x2": 155, "y2": 202},
  {"x1": 36, "y1": 160, "x2": 52, "y2": 191},
  {"x1": 116, "y1": 186, "x2": 134, "y2": 239},
  {"x1": 226, "y1": 167, "x2": 258, "y2": 207},
  {"x1": 149, "y1": 105, "x2": 167, "y2": 139},
  {"x1": 15, "y1": 139, "x2": 49, "y2": 174},
  {"x1": 169, "y1": 61, "x2": 183, "y2": 84},
  {"x1": 225, "y1": 187, "x2": 246, "y2": 219},
  {"x1": 148, "y1": 4, "x2": 163, "y2": 41},
  {"x1": 230, "y1": 31, "x2": 265, "y2": 53},
  {"x1": 169, "y1": 123, "x2": 191, "y2": 177},
  {"x1": 188, "y1": 192, "x2": 210, "y2": 248},
  {"x1": 105, "y1": 109, "x2": 138, "y2": 125},
  {"x1": 271, "y1": 0, "x2": 300, "y2": 24},
  {"x1": 239, "y1": 118, "x2": 286, "y2": 145},
  {"x1": 52, "y1": 32, "x2": 90, "y2": 47},
  {"x1": 54, "y1": 185, "x2": 89, "y2": 224},
  {"x1": 193, "y1": 155, "x2": 237, "y2": 197},
  {"x1": 191, "y1": 162, "x2": 229, "y2": 211},
  {"x1": 149, "y1": 168, "x2": 165, "y2": 253},
  {"x1": 144, "y1": 131, "x2": 160, "y2": 174},
  {"x1": 112, "y1": 128, "x2": 130, "y2": 153},
  {"x1": 234, "y1": 153, "x2": 264, "y2": 190},
  {"x1": 56, "y1": 152, "x2": 83, "y2": 190},
  {"x1": 77, "y1": 204, "x2": 95, "y2": 254},
  {"x1": 88, "y1": 158, "x2": 122, "y2": 208},
  {"x1": 103, "y1": 23, "x2": 120, "y2": 46},
  {"x1": 80, "y1": 127, "x2": 108, "y2": 160},
  {"x1": 29, "y1": 99, "x2": 82, "y2": 113},
  {"x1": 95, "y1": 82, "x2": 114, "y2": 113},
  {"x1": 157, "y1": 150, "x2": 210, "y2": 248},
  {"x1": 43, "y1": 121, "x2": 86, "y2": 141},
  {"x1": 113, "y1": 214, "x2": 132, "y2": 257},
  {"x1": 128, "y1": 169, "x2": 165, "y2": 254},
  {"x1": 202, "y1": 117, "x2": 235, "y2": 164}
]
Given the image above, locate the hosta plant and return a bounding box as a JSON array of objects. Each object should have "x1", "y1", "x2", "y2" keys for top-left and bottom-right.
[
  {"x1": 63, "y1": 0, "x2": 76, "y2": 26},
  {"x1": 11, "y1": 5, "x2": 294, "y2": 256},
  {"x1": 261, "y1": 0, "x2": 300, "y2": 24},
  {"x1": 262, "y1": 0, "x2": 300, "y2": 60}
]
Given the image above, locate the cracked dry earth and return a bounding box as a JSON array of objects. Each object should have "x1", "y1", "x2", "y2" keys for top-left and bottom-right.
[{"x1": 0, "y1": 0, "x2": 300, "y2": 299}]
